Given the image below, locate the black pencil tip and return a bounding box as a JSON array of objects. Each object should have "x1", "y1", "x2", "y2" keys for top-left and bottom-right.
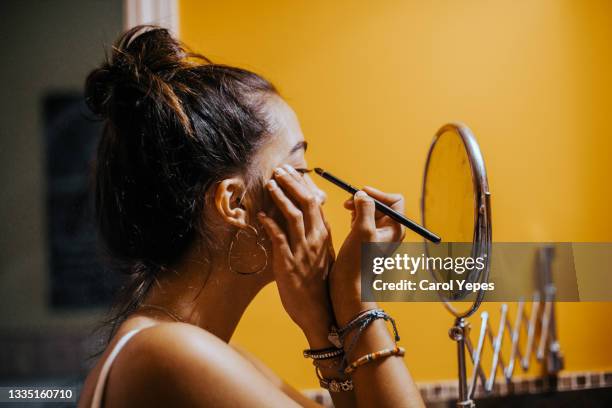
[{"x1": 314, "y1": 167, "x2": 324, "y2": 175}]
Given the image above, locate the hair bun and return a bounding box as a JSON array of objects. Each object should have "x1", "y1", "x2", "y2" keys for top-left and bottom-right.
[
  {"x1": 85, "y1": 64, "x2": 114, "y2": 116},
  {"x1": 84, "y1": 25, "x2": 191, "y2": 120}
]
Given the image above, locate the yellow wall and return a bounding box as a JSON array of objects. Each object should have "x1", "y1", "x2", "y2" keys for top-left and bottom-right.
[{"x1": 180, "y1": 0, "x2": 612, "y2": 387}]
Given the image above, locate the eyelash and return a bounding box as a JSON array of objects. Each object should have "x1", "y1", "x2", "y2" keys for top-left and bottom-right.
[{"x1": 295, "y1": 168, "x2": 312, "y2": 174}]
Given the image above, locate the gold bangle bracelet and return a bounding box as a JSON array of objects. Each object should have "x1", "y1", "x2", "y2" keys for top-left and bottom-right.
[{"x1": 344, "y1": 346, "x2": 405, "y2": 374}]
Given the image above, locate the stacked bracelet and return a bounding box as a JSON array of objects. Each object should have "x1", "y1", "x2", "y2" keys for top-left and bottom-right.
[
  {"x1": 305, "y1": 310, "x2": 405, "y2": 387},
  {"x1": 315, "y1": 366, "x2": 354, "y2": 392},
  {"x1": 344, "y1": 346, "x2": 405, "y2": 374},
  {"x1": 331, "y1": 309, "x2": 401, "y2": 372},
  {"x1": 303, "y1": 346, "x2": 344, "y2": 360},
  {"x1": 305, "y1": 347, "x2": 350, "y2": 392}
]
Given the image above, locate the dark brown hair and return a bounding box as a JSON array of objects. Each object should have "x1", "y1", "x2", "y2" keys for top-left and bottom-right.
[{"x1": 85, "y1": 25, "x2": 277, "y2": 334}]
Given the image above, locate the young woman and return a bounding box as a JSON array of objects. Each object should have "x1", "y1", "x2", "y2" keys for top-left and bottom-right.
[{"x1": 78, "y1": 26, "x2": 424, "y2": 408}]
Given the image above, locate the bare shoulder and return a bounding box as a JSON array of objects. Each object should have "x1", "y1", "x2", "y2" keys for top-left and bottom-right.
[
  {"x1": 105, "y1": 323, "x2": 301, "y2": 407},
  {"x1": 121, "y1": 322, "x2": 233, "y2": 364}
]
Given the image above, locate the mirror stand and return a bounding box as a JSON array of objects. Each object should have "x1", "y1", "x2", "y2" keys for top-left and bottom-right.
[
  {"x1": 449, "y1": 317, "x2": 475, "y2": 407},
  {"x1": 452, "y1": 246, "x2": 564, "y2": 407}
]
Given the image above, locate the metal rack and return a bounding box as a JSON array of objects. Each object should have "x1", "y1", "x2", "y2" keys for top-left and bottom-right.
[{"x1": 458, "y1": 246, "x2": 564, "y2": 405}]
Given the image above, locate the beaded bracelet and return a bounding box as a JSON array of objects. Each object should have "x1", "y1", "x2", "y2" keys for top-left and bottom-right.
[
  {"x1": 344, "y1": 346, "x2": 405, "y2": 374},
  {"x1": 303, "y1": 346, "x2": 344, "y2": 360}
]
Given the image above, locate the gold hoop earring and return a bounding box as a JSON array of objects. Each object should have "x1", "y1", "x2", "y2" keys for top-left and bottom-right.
[{"x1": 228, "y1": 224, "x2": 268, "y2": 275}]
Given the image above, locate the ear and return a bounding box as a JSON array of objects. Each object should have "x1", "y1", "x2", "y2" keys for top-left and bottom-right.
[{"x1": 214, "y1": 178, "x2": 248, "y2": 229}]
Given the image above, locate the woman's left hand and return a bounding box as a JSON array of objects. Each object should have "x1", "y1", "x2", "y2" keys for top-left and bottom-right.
[{"x1": 257, "y1": 165, "x2": 335, "y2": 347}]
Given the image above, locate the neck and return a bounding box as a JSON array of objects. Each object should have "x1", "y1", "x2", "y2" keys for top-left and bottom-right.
[{"x1": 141, "y1": 242, "x2": 271, "y2": 343}]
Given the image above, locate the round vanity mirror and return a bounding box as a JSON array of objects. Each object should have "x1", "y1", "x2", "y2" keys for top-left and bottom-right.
[{"x1": 422, "y1": 123, "x2": 492, "y2": 319}]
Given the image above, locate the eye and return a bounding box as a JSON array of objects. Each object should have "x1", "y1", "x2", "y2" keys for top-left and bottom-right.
[{"x1": 295, "y1": 168, "x2": 313, "y2": 175}]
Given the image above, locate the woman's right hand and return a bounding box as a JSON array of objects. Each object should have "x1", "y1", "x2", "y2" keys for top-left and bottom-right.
[
  {"x1": 330, "y1": 187, "x2": 405, "y2": 326},
  {"x1": 257, "y1": 165, "x2": 335, "y2": 348}
]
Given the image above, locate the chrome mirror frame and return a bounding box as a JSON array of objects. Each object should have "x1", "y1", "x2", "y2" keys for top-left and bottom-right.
[{"x1": 421, "y1": 122, "x2": 492, "y2": 319}]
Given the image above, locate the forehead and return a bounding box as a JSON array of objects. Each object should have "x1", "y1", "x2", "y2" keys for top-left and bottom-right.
[
  {"x1": 266, "y1": 95, "x2": 304, "y2": 149},
  {"x1": 254, "y1": 96, "x2": 305, "y2": 170}
]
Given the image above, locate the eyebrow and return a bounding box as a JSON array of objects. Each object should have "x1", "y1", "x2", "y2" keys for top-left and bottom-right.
[{"x1": 288, "y1": 140, "x2": 308, "y2": 156}]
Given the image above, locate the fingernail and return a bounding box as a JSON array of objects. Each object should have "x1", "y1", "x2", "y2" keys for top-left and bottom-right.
[
  {"x1": 283, "y1": 164, "x2": 297, "y2": 174},
  {"x1": 257, "y1": 211, "x2": 266, "y2": 218},
  {"x1": 355, "y1": 190, "x2": 367, "y2": 198},
  {"x1": 274, "y1": 167, "x2": 286, "y2": 175},
  {"x1": 267, "y1": 179, "x2": 277, "y2": 189}
]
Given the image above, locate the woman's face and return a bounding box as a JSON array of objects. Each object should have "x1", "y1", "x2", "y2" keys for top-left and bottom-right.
[
  {"x1": 254, "y1": 95, "x2": 327, "y2": 210},
  {"x1": 211, "y1": 95, "x2": 328, "y2": 277},
  {"x1": 242, "y1": 96, "x2": 327, "y2": 275},
  {"x1": 224, "y1": 95, "x2": 326, "y2": 278}
]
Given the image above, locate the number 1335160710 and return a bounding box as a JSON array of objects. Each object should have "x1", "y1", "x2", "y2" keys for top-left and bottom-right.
[{"x1": 2, "y1": 387, "x2": 75, "y2": 402}]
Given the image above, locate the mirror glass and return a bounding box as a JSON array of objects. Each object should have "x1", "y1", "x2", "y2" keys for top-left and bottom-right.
[
  {"x1": 422, "y1": 124, "x2": 490, "y2": 316},
  {"x1": 423, "y1": 129, "x2": 475, "y2": 243}
]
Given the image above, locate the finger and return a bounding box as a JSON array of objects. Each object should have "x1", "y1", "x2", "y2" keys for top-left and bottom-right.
[
  {"x1": 266, "y1": 179, "x2": 306, "y2": 250},
  {"x1": 284, "y1": 163, "x2": 307, "y2": 185},
  {"x1": 362, "y1": 186, "x2": 404, "y2": 213},
  {"x1": 345, "y1": 195, "x2": 390, "y2": 221},
  {"x1": 321, "y1": 217, "x2": 335, "y2": 279},
  {"x1": 352, "y1": 190, "x2": 376, "y2": 239},
  {"x1": 257, "y1": 212, "x2": 291, "y2": 252},
  {"x1": 258, "y1": 212, "x2": 295, "y2": 277},
  {"x1": 322, "y1": 215, "x2": 334, "y2": 249},
  {"x1": 273, "y1": 165, "x2": 324, "y2": 233},
  {"x1": 346, "y1": 198, "x2": 389, "y2": 223},
  {"x1": 322, "y1": 216, "x2": 333, "y2": 242},
  {"x1": 362, "y1": 186, "x2": 406, "y2": 238},
  {"x1": 346, "y1": 198, "x2": 386, "y2": 219}
]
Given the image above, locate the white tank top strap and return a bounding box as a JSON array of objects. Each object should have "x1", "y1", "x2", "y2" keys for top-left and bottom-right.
[{"x1": 90, "y1": 327, "x2": 149, "y2": 408}]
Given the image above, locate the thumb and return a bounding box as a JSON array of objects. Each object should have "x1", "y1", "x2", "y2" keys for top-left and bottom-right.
[{"x1": 352, "y1": 190, "x2": 376, "y2": 240}]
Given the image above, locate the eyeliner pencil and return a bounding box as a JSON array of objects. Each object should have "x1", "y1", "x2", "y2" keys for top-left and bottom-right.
[{"x1": 314, "y1": 167, "x2": 441, "y2": 243}]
